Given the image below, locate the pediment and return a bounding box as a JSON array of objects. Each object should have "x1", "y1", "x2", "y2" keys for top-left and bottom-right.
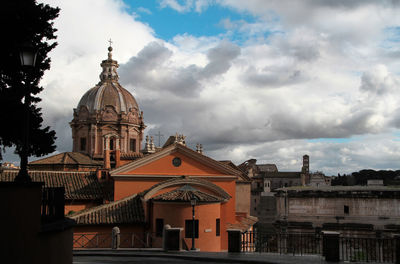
[{"x1": 111, "y1": 143, "x2": 241, "y2": 178}]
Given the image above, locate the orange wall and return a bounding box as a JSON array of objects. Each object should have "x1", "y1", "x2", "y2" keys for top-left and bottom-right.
[
  {"x1": 152, "y1": 202, "x2": 221, "y2": 252},
  {"x1": 211, "y1": 180, "x2": 236, "y2": 251},
  {"x1": 118, "y1": 153, "x2": 224, "y2": 176},
  {"x1": 114, "y1": 178, "x2": 165, "y2": 200},
  {"x1": 114, "y1": 178, "x2": 237, "y2": 251},
  {"x1": 65, "y1": 202, "x2": 100, "y2": 215},
  {"x1": 111, "y1": 150, "x2": 240, "y2": 252}
]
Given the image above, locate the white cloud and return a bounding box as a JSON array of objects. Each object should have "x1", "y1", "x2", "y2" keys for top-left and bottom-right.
[
  {"x1": 4, "y1": 0, "x2": 400, "y2": 176},
  {"x1": 159, "y1": 0, "x2": 213, "y2": 13}
]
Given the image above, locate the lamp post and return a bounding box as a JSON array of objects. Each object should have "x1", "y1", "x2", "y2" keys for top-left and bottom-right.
[
  {"x1": 14, "y1": 44, "x2": 37, "y2": 183},
  {"x1": 190, "y1": 195, "x2": 197, "y2": 251}
]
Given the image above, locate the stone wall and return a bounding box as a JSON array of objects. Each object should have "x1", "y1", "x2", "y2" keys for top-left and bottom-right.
[{"x1": 276, "y1": 189, "x2": 400, "y2": 232}]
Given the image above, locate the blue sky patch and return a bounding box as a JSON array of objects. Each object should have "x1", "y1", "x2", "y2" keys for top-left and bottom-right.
[
  {"x1": 307, "y1": 138, "x2": 354, "y2": 143},
  {"x1": 123, "y1": 0, "x2": 264, "y2": 42}
]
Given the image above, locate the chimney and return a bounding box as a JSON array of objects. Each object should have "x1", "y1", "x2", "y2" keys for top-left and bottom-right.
[
  {"x1": 115, "y1": 149, "x2": 121, "y2": 168},
  {"x1": 104, "y1": 150, "x2": 111, "y2": 169}
]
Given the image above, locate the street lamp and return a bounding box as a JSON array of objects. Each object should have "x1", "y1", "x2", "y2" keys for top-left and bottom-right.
[
  {"x1": 14, "y1": 44, "x2": 37, "y2": 183},
  {"x1": 190, "y1": 194, "x2": 197, "y2": 251}
]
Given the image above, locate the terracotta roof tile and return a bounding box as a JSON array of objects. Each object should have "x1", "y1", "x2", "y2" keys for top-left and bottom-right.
[
  {"x1": 70, "y1": 194, "x2": 145, "y2": 225},
  {"x1": 0, "y1": 170, "x2": 110, "y2": 200},
  {"x1": 120, "y1": 152, "x2": 144, "y2": 160},
  {"x1": 227, "y1": 215, "x2": 258, "y2": 232},
  {"x1": 152, "y1": 184, "x2": 224, "y2": 203},
  {"x1": 29, "y1": 152, "x2": 102, "y2": 166},
  {"x1": 219, "y1": 160, "x2": 251, "y2": 182}
]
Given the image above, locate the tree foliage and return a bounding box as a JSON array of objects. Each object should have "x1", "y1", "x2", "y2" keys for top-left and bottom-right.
[
  {"x1": 0, "y1": 0, "x2": 59, "y2": 160},
  {"x1": 332, "y1": 169, "x2": 400, "y2": 186}
]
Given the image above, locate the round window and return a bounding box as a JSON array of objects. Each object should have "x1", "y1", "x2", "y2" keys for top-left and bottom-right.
[{"x1": 172, "y1": 157, "x2": 181, "y2": 167}]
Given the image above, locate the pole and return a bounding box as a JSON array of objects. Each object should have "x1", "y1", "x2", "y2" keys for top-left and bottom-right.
[
  {"x1": 15, "y1": 87, "x2": 31, "y2": 183},
  {"x1": 191, "y1": 203, "x2": 195, "y2": 250}
]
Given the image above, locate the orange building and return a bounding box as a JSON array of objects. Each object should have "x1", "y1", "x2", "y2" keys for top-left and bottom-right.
[
  {"x1": 4, "y1": 45, "x2": 255, "y2": 251},
  {"x1": 71, "y1": 140, "x2": 254, "y2": 251}
]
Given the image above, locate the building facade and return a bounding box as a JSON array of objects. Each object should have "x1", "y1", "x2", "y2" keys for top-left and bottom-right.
[
  {"x1": 239, "y1": 155, "x2": 310, "y2": 219},
  {"x1": 275, "y1": 186, "x2": 400, "y2": 236}
]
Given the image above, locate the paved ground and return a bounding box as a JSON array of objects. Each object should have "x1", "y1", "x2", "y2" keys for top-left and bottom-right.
[
  {"x1": 73, "y1": 249, "x2": 329, "y2": 264},
  {"x1": 74, "y1": 256, "x2": 233, "y2": 264}
]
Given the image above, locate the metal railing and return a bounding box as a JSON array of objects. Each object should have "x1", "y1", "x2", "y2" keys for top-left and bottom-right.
[
  {"x1": 242, "y1": 231, "x2": 322, "y2": 255},
  {"x1": 73, "y1": 232, "x2": 157, "y2": 249},
  {"x1": 73, "y1": 233, "x2": 112, "y2": 248},
  {"x1": 340, "y1": 236, "x2": 396, "y2": 263},
  {"x1": 242, "y1": 231, "x2": 398, "y2": 263}
]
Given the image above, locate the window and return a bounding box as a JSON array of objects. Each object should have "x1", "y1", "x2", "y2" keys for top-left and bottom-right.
[
  {"x1": 130, "y1": 138, "x2": 136, "y2": 152},
  {"x1": 216, "y1": 219, "x2": 220, "y2": 236},
  {"x1": 156, "y1": 218, "x2": 164, "y2": 237},
  {"x1": 344, "y1": 205, "x2": 349, "y2": 214},
  {"x1": 185, "y1": 219, "x2": 199, "y2": 238},
  {"x1": 109, "y1": 138, "x2": 115, "y2": 150},
  {"x1": 80, "y1": 137, "x2": 86, "y2": 151}
]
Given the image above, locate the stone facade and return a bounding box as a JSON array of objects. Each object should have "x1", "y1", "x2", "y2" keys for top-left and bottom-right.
[
  {"x1": 275, "y1": 186, "x2": 400, "y2": 235},
  {"x1": 70, "y1": 46, "x2": 145, "y2": 167},
  {"x1": 239, "y1": 155, "x2": 310, "y2": 219}
]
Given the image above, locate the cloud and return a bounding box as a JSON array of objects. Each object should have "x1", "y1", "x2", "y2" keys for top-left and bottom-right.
[
  {"x1": 159, "y1": 0, "x2": 194, "y2": 13},
  {"x1": 137, "y1": 7, "x2": 152, "y2": 15},
  {"x1": 159, "y1": 0, "x2": 213, "y2": 13},
  {"x1": 201, "y1": 41, "x2": 240, "y2": 78},
  {"x1": 3, "y1": 0, "x2": 400, "y2": 177},
  {"x1": 360, "y1": 64, "x2": 400, "y2": 95},
  {"x1": 120, "y1": 40, "x2": 240, "y2": 97}
]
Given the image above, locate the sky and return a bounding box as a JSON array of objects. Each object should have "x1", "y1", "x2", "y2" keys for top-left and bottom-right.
[{"x1": 4, "y1": 0, "x2": 400, "y2": 175}]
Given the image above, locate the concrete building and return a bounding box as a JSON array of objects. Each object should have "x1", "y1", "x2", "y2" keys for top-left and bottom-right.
[
  {"x1": 274, "y1": 186, "x2": 400, "y2": 236},
  {"x1": 238, "y1": 155, "x2": 310, "y2": 219}
]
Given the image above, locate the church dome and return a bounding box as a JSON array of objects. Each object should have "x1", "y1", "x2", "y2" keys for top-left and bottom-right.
[
  {"x1": 77, "y1": 81, "x2": 139, "y2": 114},
  {"x1": 76, "y1": 46, "x2": 139, "y2": 116},
  {"x1": 71, "y1": 44, "x2": 145, "y2": 159}
]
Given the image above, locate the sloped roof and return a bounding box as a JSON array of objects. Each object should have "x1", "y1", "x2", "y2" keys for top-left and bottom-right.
[
  {"x1": 258, "y1": 164, "x2": 278, "y2": 173},
  {"x1": 120, "y1": 152, "x2": 144, "y2": 160},
  {"x1": 262, "y1": 171, "x2": 301, "y2": 179},
  {"x1": 0, "y1": 170, "x2": 108, "y2": 200},
  {"x1": 29, "y1": 152, "x2": 102, "y2": 166},
  {"x1": 227, "y1": 215, "x2": 258, "y2": 232},
  {"x1": 70, "y1": 193, "x2": 145, "y2": 225},
  {"x1": 152, "y1": 184, "x2": 224, "y2": 203},
  {"x1": 140, "y1": 176, "x2": 231, "y2": 201},
  {"x1": 219, "y1": 160, "x2": 251, "y2": 182}
]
